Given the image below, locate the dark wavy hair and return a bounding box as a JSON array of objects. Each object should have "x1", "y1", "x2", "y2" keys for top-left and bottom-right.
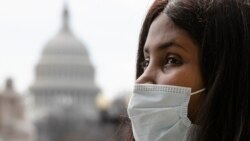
[{"x1": 128, "y1": 0, "x2": 250, "y2": 140}]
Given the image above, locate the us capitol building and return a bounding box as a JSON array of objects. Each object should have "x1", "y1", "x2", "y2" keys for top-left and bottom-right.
[
  {"x1": 30, "y1": 5, "x2": 99, "y2": 120},
  {"x1": 26, "y1": 4, "x2": 128, "y2": 141}
]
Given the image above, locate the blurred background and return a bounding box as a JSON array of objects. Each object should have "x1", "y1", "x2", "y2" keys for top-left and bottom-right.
[{"x1": 0, "y1": 0, "x2": 154, "y2": 141}]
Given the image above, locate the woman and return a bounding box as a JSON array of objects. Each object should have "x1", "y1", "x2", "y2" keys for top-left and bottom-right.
[{"x1": 127, "y1": 0, "x2": 250, "y2": 141}]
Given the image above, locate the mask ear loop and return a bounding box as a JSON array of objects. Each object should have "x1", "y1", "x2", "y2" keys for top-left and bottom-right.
[{"x1": 191, "y1": 88, "x2": 206, "y2": 95}]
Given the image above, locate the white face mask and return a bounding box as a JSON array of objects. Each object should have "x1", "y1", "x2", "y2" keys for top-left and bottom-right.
[{"x1": 127, "y1": 84, "x2": 205, "y2": 141}]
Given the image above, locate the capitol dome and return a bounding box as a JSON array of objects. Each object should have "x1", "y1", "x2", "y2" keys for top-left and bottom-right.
[
  {"x1": 40, "y1": 8, "x2": 91, "y2": 67},
  {"x1": 42, "y1": 19, "x2": 88, "y2": 57},
  {"x1": 30, "y1": 5, "x2": 99, "y2": 119},
  {"x1": 43, "y1": 30, "x2": 88, "y2": 56}
]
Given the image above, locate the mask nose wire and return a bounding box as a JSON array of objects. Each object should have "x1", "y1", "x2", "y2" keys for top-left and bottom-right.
[{"x1": 191, "y1": 88, "x2": 206, "y2": 95}]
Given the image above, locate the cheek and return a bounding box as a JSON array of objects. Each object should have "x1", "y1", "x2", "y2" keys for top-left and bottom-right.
[{"x1": 157, "y1": 65, "x2": 203, "y2": 90}]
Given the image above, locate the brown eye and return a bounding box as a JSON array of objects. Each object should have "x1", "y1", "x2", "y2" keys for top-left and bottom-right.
[
  {"x1": 141, "y1": 58, "x2": 150, "y2": 71},
  {"x1": 166, "y1": 57, "x2": 181, "y2": 64},
  {"x1": 164, "y1": 55, "x2": 182, "y2": 68}
]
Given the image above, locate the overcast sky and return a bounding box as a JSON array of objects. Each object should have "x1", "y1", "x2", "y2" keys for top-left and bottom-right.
[{"x1": 0, "y1": 0, "x2": 154, "y2": 99}]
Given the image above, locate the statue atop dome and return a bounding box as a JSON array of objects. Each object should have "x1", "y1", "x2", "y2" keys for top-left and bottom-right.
[{"x1": 62, "y1": 0, "x2": 70, "y2": 31}]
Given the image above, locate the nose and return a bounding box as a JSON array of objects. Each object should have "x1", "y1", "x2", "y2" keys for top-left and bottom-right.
[{"x1": 135, "y1": 65, "x2": 157, "y2": 84}]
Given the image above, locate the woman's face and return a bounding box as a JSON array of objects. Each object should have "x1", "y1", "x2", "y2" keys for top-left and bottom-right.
[{"x1": 136, "y1": 13, "x2": 204, "y2": 122}]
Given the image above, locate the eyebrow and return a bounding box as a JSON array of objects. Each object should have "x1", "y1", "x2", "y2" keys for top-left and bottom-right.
[{"x1": 144, "y1": 41, "x2": 187, "y2": 54}]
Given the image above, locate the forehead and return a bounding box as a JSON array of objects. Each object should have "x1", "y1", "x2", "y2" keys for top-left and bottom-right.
[
  {"x1": 148, "y1": 13, "x2": 176, "y2": 40},
  {"x1": 144, "y1": 13, "x2": 195, "y2": 53}
]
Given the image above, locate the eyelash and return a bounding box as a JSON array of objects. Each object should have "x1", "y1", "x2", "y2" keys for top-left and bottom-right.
[
  {"x1": 141, "y1": 54, "x2": 183, "y2": 71},
  {"x1": 141, "y1": 58, "x2": 150, "y2": 70}
]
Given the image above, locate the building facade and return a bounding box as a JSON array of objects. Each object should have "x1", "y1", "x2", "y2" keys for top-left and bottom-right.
[{"x1": 0, "y1": 79, "x2": 35, "y2": 141}]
